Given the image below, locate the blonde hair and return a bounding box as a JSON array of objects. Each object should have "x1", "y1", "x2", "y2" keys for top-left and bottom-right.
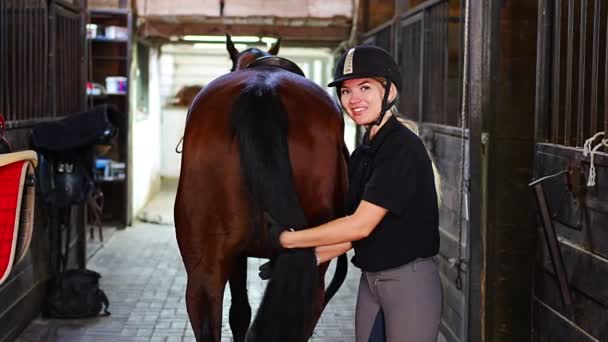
[{"x1": 391, "y1": 107, "x2": 443, "y2": 208}]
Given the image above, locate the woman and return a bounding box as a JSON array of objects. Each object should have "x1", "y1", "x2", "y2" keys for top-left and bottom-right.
[{"x1": 273, "y1": 45, "x2": 443, "y2": 342}]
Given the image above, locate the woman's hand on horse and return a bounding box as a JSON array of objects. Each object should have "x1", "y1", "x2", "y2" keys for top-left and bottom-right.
[
  {"x1": 258, "y1": 249, "x2": 321, "y2": 280},
  {"x1": 264, "y1": 212, "x2": 293, "y2": 254}
]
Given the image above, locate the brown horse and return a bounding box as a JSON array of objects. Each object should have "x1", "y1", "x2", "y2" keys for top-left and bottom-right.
[{"x1": 174, "y1": 35, "x2": 348, "y2": 342}]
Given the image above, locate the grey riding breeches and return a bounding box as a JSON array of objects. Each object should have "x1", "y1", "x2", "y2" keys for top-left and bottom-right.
[{"x1": 355, "y1": 257, "x2": 443, "y2": 342}]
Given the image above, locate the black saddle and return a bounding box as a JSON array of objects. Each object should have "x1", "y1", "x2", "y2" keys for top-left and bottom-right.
[{"x1": 247, "y1": 56, "x2": 306, "y2": 77}]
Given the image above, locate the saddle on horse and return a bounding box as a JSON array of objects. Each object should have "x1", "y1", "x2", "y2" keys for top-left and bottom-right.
[{"x1": 247, "y1": 56, "x2": 306, "y2": 77}]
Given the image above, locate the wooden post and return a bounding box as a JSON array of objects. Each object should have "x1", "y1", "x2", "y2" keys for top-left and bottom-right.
[
  {"x1": 469, "y1": 0, "x2": 538, "y2": 340},
  {"x1": 467, "y1": 0, "x2": 487, "y2": 340}
]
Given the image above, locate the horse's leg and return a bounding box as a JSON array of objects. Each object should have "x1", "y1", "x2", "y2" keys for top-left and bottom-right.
[
  {"x1": 228, "y1": 255, "x2": 251, "y2": 342},
  {"x1": 184, "y1": 258, "x2": 229, "y2": 342}
]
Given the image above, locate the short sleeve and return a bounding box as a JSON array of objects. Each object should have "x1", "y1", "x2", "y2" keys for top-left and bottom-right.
[{"x1": 361, "y1": 137, "x2": 416, "y2": 215}]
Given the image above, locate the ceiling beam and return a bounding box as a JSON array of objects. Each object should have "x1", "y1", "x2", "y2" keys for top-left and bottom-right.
[{"x1": 138, "y1": 16, "x2": 351, "y2": 44}]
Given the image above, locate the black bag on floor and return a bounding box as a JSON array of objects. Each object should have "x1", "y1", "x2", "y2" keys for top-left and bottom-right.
[{"x1": 46, "y1": 269, "x2": 110, "y2": 318}]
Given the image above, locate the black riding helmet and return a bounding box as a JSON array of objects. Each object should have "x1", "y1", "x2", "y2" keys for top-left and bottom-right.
[{"x1": 328, "y1": 45, "x2": 401, "y2": 126}]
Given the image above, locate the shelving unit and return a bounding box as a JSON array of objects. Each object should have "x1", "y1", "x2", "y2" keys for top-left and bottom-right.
[{"x1": 87, "y1": 8, "x2": 132, "y2": 227}]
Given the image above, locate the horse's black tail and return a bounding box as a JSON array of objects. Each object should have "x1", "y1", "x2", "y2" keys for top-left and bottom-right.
[
  {"x1": 324, "y1": 253, "x2": 348, "y2": 305},
  {"x1": 230, "y1": 75, "x2": 319, "y2": 342}
]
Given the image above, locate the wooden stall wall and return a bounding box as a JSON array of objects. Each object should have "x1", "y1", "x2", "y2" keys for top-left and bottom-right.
[
  {"x1": 533, "y1": 0, "x2": 608, "y2": 340},
  {"x1": 533, "y1": 145, "x2": 608, "y2": 341},
  {"x1": 0, "y1": 1, "x2": 87, "y2": 340},
  {"x1": 425, "y1": 124, "x2": 469, "y2": 342},
  {"x1": 444, "y1": 0, "x2": 541, "y2": 340}
]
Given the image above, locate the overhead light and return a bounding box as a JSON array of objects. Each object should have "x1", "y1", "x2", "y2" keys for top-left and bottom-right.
[
  {"x1": 261, "y1": 37, "x2": 277, "y2": 44},
  {"x1": 193, "y1": 43, "x2": 247, "y2": 50},
  {"x1": 182, "y1": 35, "x2": 260, "y2": 43}
]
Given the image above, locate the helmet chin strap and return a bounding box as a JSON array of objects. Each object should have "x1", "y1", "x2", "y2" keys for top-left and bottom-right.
[{"x1": 373, "y1": 81, "x2": 394, "y2": 126}]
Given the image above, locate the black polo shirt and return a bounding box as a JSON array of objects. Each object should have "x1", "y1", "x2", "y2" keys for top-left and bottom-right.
[{"x1": 347, "y1": 115, "x2": 439, "y2": 272}]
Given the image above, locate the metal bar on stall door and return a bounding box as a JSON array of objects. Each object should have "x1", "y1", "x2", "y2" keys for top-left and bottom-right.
[
  {"x1": 535, "y1": 0, "x2": 551, "y2": 142},
  {"x1": 458, "y1": 0, "x2": 464, "y2": 128},
  {"x1": 604, "y1": 1, "x2": 608, "y2": 137},
  {"x1": 69, "y1": 16, "x2": 72, "y2": 113},
  {"x1": 28, "y1": 1, "x2": 33, "y2": 120},
  {"x1": 590, "y1": 0, "x2": 600, "y2": 137},
  {"x1": 45, "y1": 2, "x2": 49, "y2": 117},
  {"x1": 37, "y1": 2, "x2": 43, "y2": 116},
  {"x1": 564, "y1": 0, "x2": 574, "y2": 146},
  {"x1": 74, "y1": 16, "x2": 78, "y2": 112},
  {"x1": 59, "y1": 15, "x2": 64, "y2": 114},
  {"x1": 80, "y1": 7, "x2": 86, "y2": 112},
  {"x1": 576, "y1": 0, "x2": 587, "y2": 147},
  {"x1": 18, "y1": 0, "x2": 24, "y2": 120},
  {"x1": 49, "y1": 3, "x2": 56, "y2": 117},
  {"x1": 41, "y1": 1, "x2": 47, "y2": 116},
  {"x1": 24, "y1": 1, "x2": 28, "y2": 120},
  {"x1": 11, "y1": 0, "x2": 17, "y2": 119},
  {"x1": 67, "y1": 16, "x2": 72, "y2": 113},
  {"x1": 552, "y1": 0, "x2": 562, "y2": 144},
  {"x1": 32, "y1": 2, "x2": 37, "y2": 117},
  {"x1": 75, "y1": 16, "x2": 80, "y2": 112},
  {"x1": 428, "y1": 9, "x2": 432, "y2": 121},
  {"x1": 440, "y1": 2, "x2": 446, "y2": 125},
  {"x1": 55, "y1": 12, "x2": 60, "y2": 115},
  {"x1": 33, "y1": 2, "x2": 39, "y2": 116},
  {"x1": 0, "y1": 0, "x2": 4, "y2": 116},
  {"x1": 9, "y1": 0, "x2": 16, "y2": 120},
  {"x1": 418, "y1": 16, "x2": 425, "y2": 122},
  {"x1": 59, "y1": 14, "x2": 63, "y2": 114},
  {"x1": 18, "y1": 0, "x2": 24, "y2": 121}
]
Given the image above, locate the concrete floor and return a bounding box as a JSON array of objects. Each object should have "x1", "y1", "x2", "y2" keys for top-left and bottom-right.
[{"x1": 16, "y1": 182, "x2": 361, "y2": 342}]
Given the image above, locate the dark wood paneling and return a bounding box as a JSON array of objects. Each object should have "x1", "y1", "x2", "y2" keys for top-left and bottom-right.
[
  {"x1": 539, "y1": 235, "x2": 608, "y2": 308},
  {"x1": 533, "y1": 300, "x2": 597, "y2": 342},
  {"x1": 439, "y1": 272, "x2": 465, "y2": 341},
  {"x1": 437, "y1": 243, "x2": 466, "y2": 278},
  {"x1": 534, "y1": 142, "x2": 608, "y2": 341},
  {"x1": 535, "y1": 143, "x2": 608, "y2": 259},
  {"x1": 439, "y1": 205, "x2": 466, "y2": 239},
  {"x1": 426, "y1": 124, "x2": 468, "y2": 342},
  {"x1": 358, "y1": 0, "x2": 395, "y2": 32},
  {"x1": 535, "y1": 269, "x2": 608, "y2": 341},
  {"x1": 439, "y1": 227, "x2": 463, "y2": 262}
]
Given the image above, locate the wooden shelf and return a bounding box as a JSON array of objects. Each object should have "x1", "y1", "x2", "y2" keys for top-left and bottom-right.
[{"x1": 88, "y1": 9, "x2": 132, "y2": 227}]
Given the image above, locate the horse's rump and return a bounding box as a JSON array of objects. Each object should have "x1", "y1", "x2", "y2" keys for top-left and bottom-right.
[{"x1": 175, "y1": 66, "x2": 347, "y2": 342}]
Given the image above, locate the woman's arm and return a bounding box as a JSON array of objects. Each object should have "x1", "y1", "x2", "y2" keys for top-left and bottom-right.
[
  {"x1": 280, "y1": 200, "x2": 388, "y2": 249},
  {"x1": 315, "y1": 242, "x2": 352, "y2": 264}
]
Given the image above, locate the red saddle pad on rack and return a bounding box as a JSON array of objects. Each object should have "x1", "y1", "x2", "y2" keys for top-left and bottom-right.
[{"x1": 0, "y1": 151, "x2": 37, "y2": 285}]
